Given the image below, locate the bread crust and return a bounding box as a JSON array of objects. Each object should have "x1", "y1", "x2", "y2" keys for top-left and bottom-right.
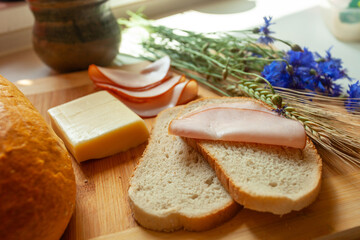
[
  {"x1": 0, "y1": 75, "x2": 76, "y2": 240},
  {"x1": 180, "y1": 97, "x2": 322, "y2": 215},
  {"x1": 186, "y1": 138, "x2": 322, "y2": 215},
  {"x1": 129, "y1": 193, "x2": 240, "y2": 232},
  {"x1": 128, "y1": 107, "x2": 240, "y2": 232}
]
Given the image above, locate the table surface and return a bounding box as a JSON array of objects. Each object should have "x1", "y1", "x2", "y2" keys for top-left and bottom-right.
[
  {"x1": 2, "y1": 0, "x2": 360, "y2": 239},
  {"x1": 14, "y1": 62, "x2": 360, "y2": 240}
]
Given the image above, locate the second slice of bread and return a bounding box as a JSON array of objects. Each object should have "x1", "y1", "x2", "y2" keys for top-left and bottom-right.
[
  {"x1": 180, "y1": 97, "x2": 322, "y2": 215},
  {"x1": 128, "y1": 106, "x2": 240, "y2": 232}
]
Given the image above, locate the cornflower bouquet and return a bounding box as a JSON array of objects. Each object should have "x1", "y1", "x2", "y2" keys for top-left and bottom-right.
[{"x1": 119, "y1": 12, "x2": 360, "y2": 169}]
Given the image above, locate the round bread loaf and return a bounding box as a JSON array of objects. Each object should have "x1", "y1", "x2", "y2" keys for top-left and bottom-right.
[{"x1": 0, "y1": 75, "x2": 76, "y2": 240}]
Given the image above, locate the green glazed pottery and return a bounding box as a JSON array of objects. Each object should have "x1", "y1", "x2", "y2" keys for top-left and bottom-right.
[{"x1": 27, "y1": 0, "x2": 121, "y2": 72}]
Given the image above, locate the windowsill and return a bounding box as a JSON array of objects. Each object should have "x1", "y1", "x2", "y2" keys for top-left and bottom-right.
[{"x1": 0, "y1": 0, "x2": 214, "y2": 56}]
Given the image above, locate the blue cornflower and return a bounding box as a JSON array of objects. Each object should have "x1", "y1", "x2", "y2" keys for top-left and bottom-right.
[
  {"x1": 262, "y1": 48, "x2": 317, "y2": 90},
  {"x1": 345, "y1": 81, "x2": 360, "y2": 112},
  {"x1": 287, "y1": 48, "x2": 318, "y2": 89},
  {"x1": 260, "y1": 16, "x2": 274, "y2": 35},
  {"x1": 318, "y1": 48, "x2": 346, "y2": 80},
  {"x1": 262, "y1": 47, "x2": 349, "y2": 97},
  {"x1": 287, "y1": 48, "x2": 315, "y2": 68},
  {"x1": 314, "y1": 48, "x2": 347, "y2": 96},
  {"x1": 257, "y1": 16, "x2": 274, "y2": 45},
  {"x1": 262, "y1": 61, "x2": 291, "y2": 88}
]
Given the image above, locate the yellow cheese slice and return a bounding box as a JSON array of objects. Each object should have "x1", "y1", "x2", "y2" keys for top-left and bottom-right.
[{"x1": 48, "y1": 91, "x2": 149, "y2": 163}]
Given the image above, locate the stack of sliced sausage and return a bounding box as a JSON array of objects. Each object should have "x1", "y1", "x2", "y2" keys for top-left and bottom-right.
[{"x1": 88, "y1": 56, "x2": 198, "y2": 117}]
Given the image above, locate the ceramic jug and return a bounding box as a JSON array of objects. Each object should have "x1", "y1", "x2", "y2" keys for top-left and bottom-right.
[{"x1": 27, "y1": 0, "x2": 120, "y2": 72}]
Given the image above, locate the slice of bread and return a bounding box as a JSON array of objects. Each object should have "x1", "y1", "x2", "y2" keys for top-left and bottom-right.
[
  {"x1": 179, "y1": 97, "x2": 322, "y2": 215},
  {"x1": 0, "y1": 74, "x2": 76, "y2": 240},
  {"x1": 128, "y1": 106, "x2": 240, "y2": 232}
]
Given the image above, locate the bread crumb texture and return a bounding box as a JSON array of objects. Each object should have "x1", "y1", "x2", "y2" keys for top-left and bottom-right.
[
  {"x1": 183, "y1": 97, "x2": 322, "y2": 215},
  {"x1": 0, "y1": 75, "x2": 76, "y2": 240},
  {"x1": 128, "y1": 107, "x2": 239, "y2": 232},
  {"x1": 201, "y1": 140, "x2": 319, "y2": 198}
]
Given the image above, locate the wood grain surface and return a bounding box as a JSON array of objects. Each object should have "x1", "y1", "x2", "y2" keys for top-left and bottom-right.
[{"x1": 16, "y1": 64, "x2": 360, "y2": 240}]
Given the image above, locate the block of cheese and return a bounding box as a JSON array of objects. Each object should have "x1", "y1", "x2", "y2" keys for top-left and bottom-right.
[{"x1": 48, "y1": 91, "x2": 149, "y2": 162}]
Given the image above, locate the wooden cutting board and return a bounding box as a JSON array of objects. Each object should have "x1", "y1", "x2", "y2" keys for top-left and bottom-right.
[{"x1": 16, "y1": 63, "x2": 360, "y2": 240}]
